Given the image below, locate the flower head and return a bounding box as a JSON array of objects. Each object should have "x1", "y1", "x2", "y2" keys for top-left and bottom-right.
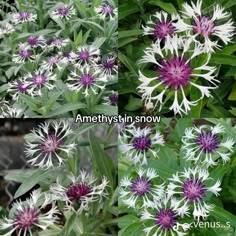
[
  {"x1": 8, "y1": 78, "x2": 31, "y2": 100},
  {"x1": 95, "y1": 2, "x2": 118, "y2": 20},
  {"x1": 120, "y1": 125, "x2": 164, "y2": 165},
  {"x1": 12, "y1": 12, "x2": 37, "y2": 24},
  {"x1": 167, "y1": 167, "x2": 221, "y2": 220},
  {"x1": 98, "y1": 55, "x2": 118, "y2": 80},
  {"x1": 182, "y1": 124, "x2": 235, "y2": 166},
  {"x1": 27, "y1": 35, "x2": 46, "y2": 48},
  {"x1": 103, "y1": 91, "x2": 118, "y2": 106},
  {"x1": 70, "y1": 45, "x2": 100, "y2": 65},
  {"x1": 138, "y1": 35, "x2": 218, "y2": 115},
  {"x1": 66, "y1": 65, "x2": 107, "y2": 97},
  {"x1": 41, "y1": 55, "x2": 66, "y2": 71},
  {"x1": 50, "y1": 171, "x2": 108, "y2": 214},
  {"x1": 13, "y1": 49, "x2": 35, "y2": 64},
  {"x1": 120, "y1": 168, "x2": 164, "y2": 209},
  {"x1": 141, "y1": 195, "x2": 188, "y2": 236},
  {"x1": 48, "y1": 38, "x2": 70, "y2": 50},
  {"x1": 143, "y1": 11, "x2": 177, "y2": 40},
  {"x1": 0, "y1": 190, "x2": 58, "y2": 236},
  {"x1": 0, "y1": 99, "x2": 10, "y2": 118},
  {"x1": 0, "y1": 22, "x2": 15, "y2": 37},
  {"x1": 25, "y1": 120, "x2": 76, "y2": 169},
  {"x1": 173, "y1": 0, "x2": 235, "y2": 52},
  {"x1": 52, "y1": 5, "x2": 76, "y2": 20}
]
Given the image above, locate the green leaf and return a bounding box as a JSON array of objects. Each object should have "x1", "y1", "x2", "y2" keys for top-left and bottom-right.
[
  {"x1": 118, "y1": 52, "x2": 138, "y2": 77},
  {"x1": 20, "y1": 94, "x2": 39, "y2": 111},
  {"x1": 119, "y1": 3, "x2": 140, "y2": 20},
  {"x1": 124, "y1": 95, "x2": 142, "y2": 111},
  {"x1": 210, "y1": 54, "x2": 236, "y2": 66},
  {"x1": 118, "y1": 30, "x2": 143, "y2": 39},
  {"x1": 14, "y1": 169, "x2": 48, "y2": 198},
  {"x1": 46, "y1": 103, "x2": 87, "y2": 118},
  {"x1": 228, "y1": 84, "x2": 236, "y2": 101},
  {"x1": 211, "y1": 206, "x2": 236, "y2": 227},
  {"x1": 89, "y1": 131, "x2": 114, "y2": 189},
  {"x1": 149, "y1": 0, "x2": 177, "y2": 14},
  {"x1": 5, "y1": 170, "x2": 37, "y2": 183},
  {"x1": 118, "y1": 215, "x2": 139, "y2": 229},
  {"x1": 91, "y1": 105, "x2": 117, "y2": 115}
]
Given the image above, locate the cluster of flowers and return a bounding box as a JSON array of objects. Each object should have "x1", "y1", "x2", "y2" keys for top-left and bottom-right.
[
  {"x1": 138, "y1": 0, "x2": 235, "y2": 115},
  {"x1": 119, "y1": 122, "x2": 235, "y2": 235},
  {"x1": 0, "y1": 1, "x2": 118, "y2": 117},
  {"x1": 0, "y1": 120, "x2": 108, "y2": 236}
]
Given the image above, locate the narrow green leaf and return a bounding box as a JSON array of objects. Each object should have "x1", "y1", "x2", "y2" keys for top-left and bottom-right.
[
  {"x1": 149, "y1": 0, "x2": 177, "y2": 14},
  {"x1": 210, "y1": 54, "x2": 236, "y2": 66},
  {"x1": 118, "y1": 30, "x2": 143, "y2": 39},
  {"x1": 118, "y1": 52, "x2": 138, "y2": 77}
]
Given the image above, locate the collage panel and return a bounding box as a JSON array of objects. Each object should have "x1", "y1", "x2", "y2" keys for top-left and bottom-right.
[
  {"x1": 119, "y1": 0, "x2": 236, "y2": 117},
  {"x1": 0, "y1": 120, "x2": 118, "y2": 235},
  {"x1": 118, "y1": 119, "x2": 236, "y2": 235},
  {"x1": 0, "y1": 0, "x2": 118, "y2": 118}
]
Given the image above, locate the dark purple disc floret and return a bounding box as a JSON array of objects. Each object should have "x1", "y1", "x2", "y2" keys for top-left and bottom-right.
[
  {"x1": 155, "y1": 208, "x2": 176, "y2": 230},
  {"x1": 133, "y1": 136, "x2": 151, "y2": 152},
  {"x1": 131, "y1": 177, "x2": 151, "y2": 196}
]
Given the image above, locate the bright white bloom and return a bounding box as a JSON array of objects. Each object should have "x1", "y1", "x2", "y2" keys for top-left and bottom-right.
[
  {"x1": 120, "y1": 125, "x2": 164, "y2": 165},
  {"x1": 167, "y1": 167, "x2": 221, "y2": 220},
  {"x1": 27, "y1": 35, "x2": 46, "y2": 48},
  {"x1": 8, "y1": 77, "x2": 31, "y2": 100},
  {"x1": 0, "y1": 189, "x2": 58, "y2": 236},
  {"x1": 141, "y1": 194, "x2": 188, "y2": 236},
  {"x1": 95, "y1": 1, "x2": 118, "y2": 20},
  {"x1": 0, "y1": 99, "x2": 10, "y2": 118},
  {"x1": 48, "y1": 38, "x2": 70, "y2": 50},
  {"x1": 182, "y1": 124, "x2": 235, "y2": 166},
  {"x1": 143, "y1": 11, "x2": 177, "y2": 40},
  {"x1": 25, "y1": 120, "x2": 76, "y2": 169},
  {"x1": 11, "y1": 11, "x2": 37, "y2": 24},
  {"x1": 66, "y1": 65, "x2": 107, "y2": 97},
  {"x1": 50, "y1": 171, "x2": 108, "y2": 214},
  {"x1": 120, "y1": 168, "x2": 164, "y2": 209},
  {"x1": 52, "y1": 5, "x2": 76, "y2": 20},
  {"x1": 0, "y1": 22, "x2": 15, "y2": 37},
  {"x1": 138, "y1": 35, "x2": 218, "y2": 115},
  {"x1": 41, "y1": 55, "x2": 66, "y2": 71},
  {"x1": 103, "y1": 90, "x2": 118, "y2": 106},
  {"x1": 13, "y1": 48, "x2": 35, "y2": 63},
  {"x1": 70, "y1": 45, "x2": 100, "y2": 65},
  {"x1": 97, "y1": 55, "x2": 118, "y2": 80},
  {"x1": 174, "y1": 0, "x2": 235, "y2": 52},
  {"x1": 25, "y1": 69, "x2": 57, "y2": 97}
]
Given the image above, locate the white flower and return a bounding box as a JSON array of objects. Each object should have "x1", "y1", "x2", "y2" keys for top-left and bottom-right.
[
  {"x1": 13, "y1": 49, "x2": 35, "y2": 64},
  {"x1": 41, "y1": 55, "x2": 66, "y2": 71},
  {"x1": 141, "y1": 194, "x2": 188, "y2": 236},
  {"x1": 11, "y1": 11, "x2": 37, "y2": 24},
  {"x1": 138, "y1": 35, "x2": 218, "y2": 115},
  {"x1": 120, "y1": 168, "x2": 164, "y2": 209},
  {"x1": 50, "y1": 171, "x2": 108, "y2": 214},
  {"x1": 173, "y1": 0, "x2": 235, "y2": 52},
  {"x1": 66, "y1": 65, "x2": 107, "y2": 97},
  {"x1": 95, "y1": 1, "x2": 118, "y2": 20},
  {"x1": 0, "y1": 99, "x2": 10, "y2": 118},
  {"x1": 143, "y1": 11, "x2": 177, "y2": 40},
  {"x1": 0, "y1": 189, "x2": 58, "y2": 236},
  {"x1": 167, "y1": 167, "x2": 221, "y2": 221},
  {"x1": 25, "y1": 120, "x2": 76, "y2": 169},
  {"x1": 52, "y1": 5, "x2": 76, "y2": 20},
  {"x1": 69, "y1": 45, "x2": 100, "y2": 65},
  {"x1": 120, "y1": 125, "x2": 164, "y2": 165},
  {"x1": 0, "y1": 22, "x2": 15, "y2": 37},
  {"x1": 27, "y1": 35, "x2": 46, "y2": 48},
  {"x1": 182, "y1": 124, "x2": 235, "y2": 166}
]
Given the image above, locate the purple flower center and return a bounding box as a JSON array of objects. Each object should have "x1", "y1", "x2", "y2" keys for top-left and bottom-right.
[
  {"x1": 66, "y1": 183, "x2": 91, "y2": 202},
  {"x1": 32, "y1": 73, "x2": 47, "y2": 86},
  {"x1": 103, "y1": 59, "x2": 114, "y2": 69},
  {"x1": 156, "y1": 208, "x2": 176, "y2": 230},
  {"x1": 154, "y1": 21, "x2": 175, "y2": 40},
  {"x1": 79, "y1": 51, "x2": 90, "y2": 61},
  {"x1": 17, "y1": 82, "x2": 28, "y2": 93},
  {"x1": 158, "y1": 56, "x2": 192, "y2": 90},
  {"x1": 27, "y1": 36, "x2": 38, "y2": 46},
  {"x1": 182, "y1": 179, "x2": 206, "y2": 201},
  {"x1": 57, "y1": 7, "x2": 69, "y2": 16},
  {"x1": 40, "y1": 134, "x2": 62, "y2": 153},
  {"x1": 102, "y1": 4, "x2": 114, "y2": 14},
  {"x1": 19, "y1": 50, "x2": 33, "y2": 59},
  {"x1": 15, "y1": 207, "x2": 39, "y2": 230},
  {"x1": 193, "y1": 16, "x2": 215, "y2": 37},
  {"x1": 131, "y1": 177, "x2": 151, "y2": 196},
  {"x1": 196, "y1": 131, "x2": 220, "y2": 153},
  {"x1": 18, "y1": 12, "x2": 31, "y2": 21},
  {"x1": 109, "y1": 94, "x2": 118, "y2": 106},
  {"x1": 132, "y1": 135, "x2": 151, "y2": 152},
  {"x1": 79, "y1": 74, "x2": 94, "y2": 87}
]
